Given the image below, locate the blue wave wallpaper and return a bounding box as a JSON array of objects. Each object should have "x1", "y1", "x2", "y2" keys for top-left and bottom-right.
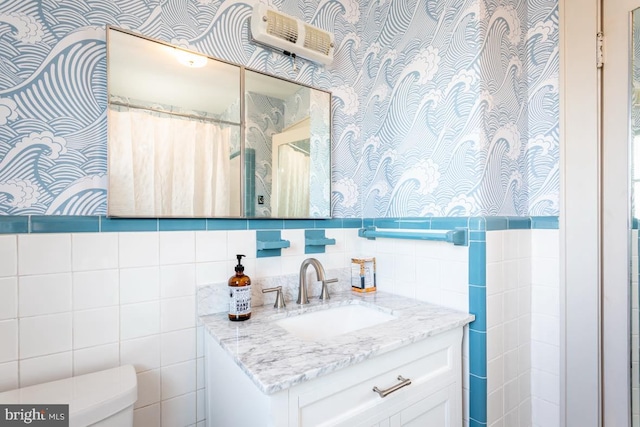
[{"x1": 0, "y1": 0, "x2": 559, "y2": 218}]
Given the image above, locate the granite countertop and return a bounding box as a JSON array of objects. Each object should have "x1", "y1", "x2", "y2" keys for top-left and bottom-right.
[{"x1": 200, "y1": 290, "x2": 474, "y2": 395}]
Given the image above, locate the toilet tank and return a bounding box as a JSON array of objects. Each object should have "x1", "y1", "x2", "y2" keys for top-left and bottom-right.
[{"x1": 0, "y1": 365, "x2": 138, "y2": 427}]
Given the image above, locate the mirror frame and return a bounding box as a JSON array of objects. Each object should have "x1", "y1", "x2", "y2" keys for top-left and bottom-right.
[{"x1": 105, "y1": 26, "x2": 333, "y2": 219}]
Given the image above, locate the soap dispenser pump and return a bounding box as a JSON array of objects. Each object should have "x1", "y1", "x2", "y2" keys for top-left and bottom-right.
[{"x1": 228, "y1": 254, "x2": 251, "y2": 321}]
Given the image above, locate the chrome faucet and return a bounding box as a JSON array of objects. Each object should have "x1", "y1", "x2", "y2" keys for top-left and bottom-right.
[{"x1": 297, "y1": 258, "x2": 338, "y2": 304}]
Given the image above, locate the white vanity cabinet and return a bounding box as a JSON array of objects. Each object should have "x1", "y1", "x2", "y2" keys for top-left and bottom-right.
[{"x1": 205, "y1": 327, "x2": 463, "y2": 427}]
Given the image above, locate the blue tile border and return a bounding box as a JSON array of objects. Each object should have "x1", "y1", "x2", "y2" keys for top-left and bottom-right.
[
  {"x1": 469, "y1": 375, "x2": 488, "y2": 424},
  {"x1": 484, "y1": 217, "x2": 508, "y2": 231},
  {"x1": 249, "y1": 219, "x2": 284, "y2": 230},
  {"x1": 319, "y1": 218, "x2": 346, "y2": 228},
  {"x1": 206, "y1": 219, "x2": 247, "y2": 230},
  {"x1": 100, "y1": 217, "x2": 158, "y2": 232},
  {"x1": 470, "y1": 419, "x2": 488, "y2": 427},
  {"x1": 372, "y1": 218, "x2": 402, "y2": 229},
  {"x1": 31, "y1": 216, "x2": 100, "y2": 233},
  {"x1": 469, "y1": 231, "x2": 486, "y2": 242},
  {"x1": 469, "y1": 286, "x2": 487, "y2": 332},
  {"x1": 342, "y1": 218, "x2": 363, "y2": 228},
  {"x1": 283, "y1": 219, "x2": 316, "y2": 229},
  {"x1": 0, "y1": 215, "x2": 558, "y2": 234},
  {"x1": 0, "y1": 216, "x2": 29, "y2": 234},
  {"x1": 469, "y1": 242, "x2": 486, "y2": 286},
  {"x1": 469, "y1": 330, "x2": 487, "y2": 377},
  {"x1": 468, "y1": 217, "x2": 486, "y2": 231},
  {"x1": 159, "y1": 219, "x2": 206, "y2": 231},
  {"x1": 430, "y1": 217, "x2": 468, "y2": 229},
  {"x1": 506, "y1": 217, "x2": 531, "y2": 229},
  {"x1": 531, "y1": 216, "x2": 559, "y2": 229}
]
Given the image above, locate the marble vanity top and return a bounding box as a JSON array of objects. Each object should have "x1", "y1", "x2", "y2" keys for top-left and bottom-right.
[{"x1": 200, "y1": 291, "x2": 474, "y2": 395}]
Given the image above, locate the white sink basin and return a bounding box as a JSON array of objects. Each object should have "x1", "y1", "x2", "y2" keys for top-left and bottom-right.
[{"x1": 275, "y1": 304, "x2": 396, "y2": 341}]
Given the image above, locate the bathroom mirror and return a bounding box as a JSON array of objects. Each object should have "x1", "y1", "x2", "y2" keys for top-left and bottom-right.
[
  {"x1": 244, "y1": 70, "x2": 331, "y2": 218},
  {"x1": 632, "y1": 8, "x2": 640, "y2": 427},
  {"x1": 106, "y1": 27, "x2": 242, "y2": 217},
  {"x1": 106, "y1": 27, "x2": 331, "y2": 218}
]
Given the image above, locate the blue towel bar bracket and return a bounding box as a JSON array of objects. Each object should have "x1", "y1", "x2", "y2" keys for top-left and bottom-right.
[
  {"x1": 304, "y1": 229, "x2": 336, "y2": 254},
  {"x1": 256, "y1": 230, "x2": 291, "y2": 257},
  {"x1": 256, "y1": 240, "x2": 291, "y2": 251},
  {"x1": 305, "y1": 238, "x2": 337, "y2": 247}
]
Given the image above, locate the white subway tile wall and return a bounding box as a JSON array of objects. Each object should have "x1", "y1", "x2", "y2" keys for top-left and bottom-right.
[
  {"x1": 71, "y1": 233, "x2": 119, "y2": 271},
  {"x1": 18, "y1": 234, "x2": 71, "y2": 275},
  {"x1": 118, "y1": 232, "x2": 159, "y2": 268},
  {"x1": 73, "y1": 342, "x2": 119, "y2": 376},
  {"x1": 0, "y1": 235, "x2": 17, "y2": 277},
  {"x1": 72, "y1": 269, "x2": 119, "y2": 310},
  {"x1": 531, "y1": 229, "x2": 560, "y2": 427},
  {"x1": 119, "y1": 267, "x2": 160, "y2": 304},
  {"x1": 0, "y1": 361, "x2": 18, "y2": 391},
  {"x1": 19, "y1": 313, "x2": 72, "y2": 359},
  {"x1": 0, "y1": 319, "x2": 18, "y2": 363},
  {"x1": 373, "y1": 237, "x2": 469, "y2": 312},
  {"x1": 19, "y1": 351, "x2": 72, "y2": 388},
  {"x1": 0, "y1": 228, "x2": 363, "y2": 426},
  {"x1": 18, "y1": 273, "x2": 72, "y2": 317},
  {"x1": 159, "y1": 231, "x2": 196, "y2": 265},
  {"x1": 0, "y1": 277, "x2": 17, "y2": 320},
  {"x1": 0, "y1": 226, "x2": 560, "y2": 427},
  {"x1": 486, "y1": 230, "x2": 533, "y2": 427},
  {"x1": 132, "y1": 402, "x2": 160, "y2": 427},
  {"x1": 372, "y1": 234, "x2": 470, "y2": 424}
]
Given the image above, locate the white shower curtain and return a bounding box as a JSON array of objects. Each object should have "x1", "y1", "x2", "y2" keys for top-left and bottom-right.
[
  {"x1": 108, "y1": 108, "x2": 231, "y2": 217},
  {"x1": 276, "y1": 144, "x2": 310, "y2": 217}
]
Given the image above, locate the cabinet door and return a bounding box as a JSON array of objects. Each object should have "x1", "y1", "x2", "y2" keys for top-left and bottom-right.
[
  {"x1": 290, "y1": 329, "x2": 463, "y2": 427},
  {"x1": 346, "y1": 383, "x2": 458, "y2": 427},
  {"x1": 388, "y1": 383, "x2": 457, "y2": 427}
]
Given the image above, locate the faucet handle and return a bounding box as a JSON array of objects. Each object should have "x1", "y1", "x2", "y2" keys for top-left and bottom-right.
[
  {"x1": 319, "y1": 278, "x2": 338, "y2": 300},
  {"x1": 262, "y1": 286, "x2": 286, "y2": 309}
]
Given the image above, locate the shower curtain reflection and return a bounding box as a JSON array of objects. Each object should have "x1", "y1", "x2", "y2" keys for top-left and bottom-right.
[
  {"x1": 108, "y1": 106, "x2": 232, "y2": 217},
  {"x1": 275, "y1": 144, "x2": 310, "y2": 217}
]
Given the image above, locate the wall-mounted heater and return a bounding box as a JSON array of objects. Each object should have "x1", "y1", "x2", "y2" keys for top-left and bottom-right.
[{"x1": 250, "y1": 4, "x2": 335, "y2": 66}]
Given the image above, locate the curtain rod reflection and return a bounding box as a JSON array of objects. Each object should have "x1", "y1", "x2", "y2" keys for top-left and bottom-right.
[
  {"x1": 109, "y1": 100, "x2": 241, "y2": 127},
  {"x1": 286, "y1": 143, "x2": 309, "y2": 155}
]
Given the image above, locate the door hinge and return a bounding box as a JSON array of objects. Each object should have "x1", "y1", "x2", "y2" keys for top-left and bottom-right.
[{"x1": 597, "y1": 32, "x2": 604, "y2": 68}]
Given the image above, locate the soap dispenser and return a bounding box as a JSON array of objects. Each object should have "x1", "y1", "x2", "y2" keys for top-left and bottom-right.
[{"x1": 228, "y1": 254, "x2": 251, "y2": 321}]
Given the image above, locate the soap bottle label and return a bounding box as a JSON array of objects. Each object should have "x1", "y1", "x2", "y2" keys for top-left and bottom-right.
[{"x1": 229, "y1": 285, "x2": 252, "y2": 315}]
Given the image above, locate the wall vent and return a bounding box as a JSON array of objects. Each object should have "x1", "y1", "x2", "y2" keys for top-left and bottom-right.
[{"x1": 250, "y1": 5, "x2": 334, "y2": 65}]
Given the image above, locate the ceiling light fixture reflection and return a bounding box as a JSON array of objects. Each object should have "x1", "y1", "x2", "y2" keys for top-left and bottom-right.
[{"x1": 174, "y1": 50, "x2": 207, "y2": 68}]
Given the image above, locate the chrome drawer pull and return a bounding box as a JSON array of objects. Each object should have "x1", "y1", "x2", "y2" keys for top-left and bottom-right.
[{"x1": 372, "y1": 375, "x2": 412, "y2": 398}]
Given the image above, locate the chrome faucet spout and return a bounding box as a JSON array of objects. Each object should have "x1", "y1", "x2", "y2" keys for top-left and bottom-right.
[{"x1": 297, "y1": 258, "x2": 330, "y2": 305}]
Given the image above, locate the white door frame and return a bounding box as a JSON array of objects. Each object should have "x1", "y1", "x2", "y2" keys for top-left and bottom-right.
[
  {"x1": 563, "y1": 0, "x2": 634, "y2": 425},
  {"x1": 560, "y1": 0, "x2": 604, "y2": 425}
]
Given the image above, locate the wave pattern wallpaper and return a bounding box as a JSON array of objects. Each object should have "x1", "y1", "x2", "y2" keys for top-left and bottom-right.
[{"x1": 0, "y1": 0, "x2": 558, "y2": 218}]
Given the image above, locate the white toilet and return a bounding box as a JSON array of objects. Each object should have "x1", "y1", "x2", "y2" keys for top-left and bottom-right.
[{"x1": 0, "y1": 365, "x2": 137, "y2": 427}]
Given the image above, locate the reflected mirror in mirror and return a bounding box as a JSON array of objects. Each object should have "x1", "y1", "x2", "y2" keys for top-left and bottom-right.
[
  {"x1": 632, "y1": 8, "x2": 640, "y2": 427},
  {"x1": 107, "y1": 27, "x2": 242, "y2": 218},
  {"x1": 244, "y1": 70, "x2": 331, "y2": 218}
]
